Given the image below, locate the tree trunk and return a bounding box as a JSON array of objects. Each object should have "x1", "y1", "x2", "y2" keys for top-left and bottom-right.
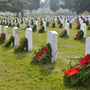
[
  {"x1": 16, "y1": 12, "x2": 19, "y2": 17},
  {"x1": 21, "y1": 11, "x2": 24, "y2": 20}
]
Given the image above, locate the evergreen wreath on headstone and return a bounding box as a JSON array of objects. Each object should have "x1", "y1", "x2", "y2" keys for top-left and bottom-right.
[
  {"x1": 31, "y1": 43, "x2": 52, "y2": 65},
  {"x1": 64, "y1": 55, "x2": 90, "y2": 87}
]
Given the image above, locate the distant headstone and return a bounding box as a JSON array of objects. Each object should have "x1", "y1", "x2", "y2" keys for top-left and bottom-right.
[
  {"x1": 25, "y1": 28, "x2": 32, "y2": 52},
  {"x1": 86, "y1": 37, "x2": 90, "y2": 55},
  {"x1": 23, "y1": 20, "x2": 26, "y2": 29},
  {"x1": 4, "y1": 26, "x2": 8, "y2": 40},
  {"x1": 65, "y1": 23, "x2": 69, "y2": 36},
  {"x1": 80, "y1": 23, "x2": 83, "y2": 30},
  {"x1": 19, "y1": 20, "x2": 21, "y2": 28},
  {"x1": 47, "y1": 31, "x2": 58, "y2": 64},
  {"x1": 82, "y1": 23, "x2": 86, "y2": 38},
  {"x1": 29, "y1": 20, "x2": 31, "y2": 28},
  {"x1": 14, "y1": 20, "x2": 16, "y2": 26},
  {"x1": 43, "y1": 21, "x2": 46, "y2": 32},
  {"x1": 13, "y1": 27, "x2": 18, "y2": 47},
  {"x1": 35, "y1": 21, "x2": 38, "y2": 31},
  {"x1": 0, "y1": 25, "x2": 1, "y2": 34}
]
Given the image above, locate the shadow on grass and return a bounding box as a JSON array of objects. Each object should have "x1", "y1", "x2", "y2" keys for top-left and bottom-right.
[
  {"x1": 59, "y1": 36, "x2": 69, "y2": 39},
  {"x1": 31, "y1": 61, "x2": 55, "y2": 76},
  {"x1": 2, "y1": 42, "x2": 14, "y2": 51},
  {"x1": 64, "y1": 84, "x2": 90, "y2": 90},
  {"x1": 2, "y1": 45, "x2": 30, "y2": 60},
  {"x1": 39, "y1": 64, "x2": 55, "y2": 76},
  {"x1": 74, "y1": 38, "x2": 86, "y2": 43},
  {"x1": 2, "y1": 46, "x2": 14, "y2": 51},
  {"x1": 0, "y1": 41, "x2": 5, "y2": 45},
  {"x1": 13, "y1": 51, "x2": 30, "y2": 60},
  {"x1": 80, "y1": 38, "x2": 86, "y2": 43},
  {"x1": 63, "y1": 36, "x2": 69, "y2": 39}
]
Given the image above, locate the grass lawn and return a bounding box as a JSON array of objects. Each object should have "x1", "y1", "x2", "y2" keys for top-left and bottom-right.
[{"x1": 0, "y1": 22, "x2": 90, "y2": 90}]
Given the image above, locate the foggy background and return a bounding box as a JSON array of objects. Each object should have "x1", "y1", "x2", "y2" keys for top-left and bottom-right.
[{"x1": 0, "y1": 0, "x2": 90, "y2": 16}]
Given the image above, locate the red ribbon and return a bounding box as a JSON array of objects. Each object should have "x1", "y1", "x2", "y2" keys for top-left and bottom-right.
[{"x1": 65, "y1": 55, "x2": 90, "y2": 77}]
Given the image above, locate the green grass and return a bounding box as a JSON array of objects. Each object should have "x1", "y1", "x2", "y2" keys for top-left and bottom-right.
[{"x1": 0, "y1": 23, "x2": 90, "y2": 90}]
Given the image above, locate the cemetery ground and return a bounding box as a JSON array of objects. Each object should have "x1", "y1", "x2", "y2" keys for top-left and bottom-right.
[{"x1": 0, "y1": 23, "x2": 90, "y2": 90}]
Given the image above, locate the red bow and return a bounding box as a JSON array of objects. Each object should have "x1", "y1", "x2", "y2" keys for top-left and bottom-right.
[{"x1": 65, "y1": 55, "x2": 90, "y2": 77}]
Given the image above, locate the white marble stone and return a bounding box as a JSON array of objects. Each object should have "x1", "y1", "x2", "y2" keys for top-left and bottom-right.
[
  {"x1": 14, "y1": 20, "x2": 16, "y2": 26},
  {"x1": 65, "y1": 23, "x2": 69, "y2": 36},
  {"x1": 19, "y1": 20, "x2": 21, "y2": 28},
  {"x1": 29, "y1": 20, "x2": 31, "y2": 28},
  {"x1": 11, "y1": 20, "x2": 13, "y2": 24},
  {"x1": 0, "y1": 19, "x2": 1, "y2": 24},
  {"x1": 4, "y1": 26, "x2": 8, "y2": 40},
  {"x1": 0, "y1": 25, "x2": 1, "y2": 34},
  {"x1": 23, "y1": 20, "x2": 26, "y2": 29},
  {"x1": 5, "y1": 19, "x2": 6, "y2": 25},
  {"x1": 80, "y1": 23, "x2": 83, "y2": 30},
  {"x1": 47, "y1": 31, "x2": 58, "y2": 64},
  {"x1": 43, "y1": 21, "x2": 46, "y2": 32},
  {"x1": 88, "y1": 18, "x2": 90, "y2": 25},
  {"x1": 13, "y1": 27, "x2": 18, "y2": 47},
  {"x1": 86, "y1": 37, "x2": 90, "y2": 55},
  {"x1": 54, "y1": 19, "x2": 57, "y2": 27},
  {"x1": 35, "y1": 21, "x2": 38, "y2": 31},
  {"x1": 25, "y1": 28, "x2": 32, "y2": 52},
  {"x1": 61, "y1": 20, "x2": 64, "y2": 27},
  {"x1": 82, "y1": 23, "x2": 86, "y2": 38}
]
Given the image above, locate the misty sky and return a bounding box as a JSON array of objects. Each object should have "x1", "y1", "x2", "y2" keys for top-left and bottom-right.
[{"x1": 41, "y1": 0, "x2": 45, "y2": 2}]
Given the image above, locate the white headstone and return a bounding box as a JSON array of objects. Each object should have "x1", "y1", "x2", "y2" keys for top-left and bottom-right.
[
  {"x1": 65, "y1": 23, "x2": 69, "y2": 36},
  {"x1": 23, "y1": 20, "x2": 26, "y2": 29},
  {"x1": 35, "y1": 21, "x2": 38, "y2": 31},
  {"x1": 19, "y1": 20, "x2": 21, "y2": 28},
  {"x1": 61, "y1": 20, "x2": 64, "y2": 27},
  {"x1": 25, "y1": 28, "x2": 32, "y2": 52},
  {"x1": 88, "y1": 18, "x2": 90, "y2": 25},
  {"x1": 80, "y1": 23, "x2": 83, "y2": 30},
  {"x1": 86, "y1": 37, "x2": 90, "y2": 55},
  {"x1": 54, "y1": 19, "x2": 56, "y2": 27},
  {"x1": 29, "y1": 20, "x2": 31, "y2": 28},
  {"x1": 82, "y1": 23, "x2": 86, "y2": 38},
  {"x1": 5, "y1": 19, "x2": 6, "y2": 25},
  {"x1": 43, "y1": 21, "x2": 46, "y2": 32},
  {"x1": 4, "y1": 26, "x2": 8, "y2": 40},
  {"x1": 47, "y1": 31, "x2": 58, "y2": 64},
  {"x1": 13, "y1": 27, "x2": 18, "y2": 47},
  {"x1": 14, "y1": 20, "x2": 16, "y2": 26},
  {"x1": 0, "y1": 19, "x2": 1, "y2": 24},
  {"x1": 0, "y1": 25, "x2": 1, "y2": 34}
]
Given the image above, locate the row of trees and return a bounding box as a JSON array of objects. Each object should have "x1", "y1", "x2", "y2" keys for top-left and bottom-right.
[
  {"x1": 50, "y1": 0, "x2": 90, "y2": 13},
  {"x1": 0, "y1": 0, "x2": 90, "y2": 15},
  {"x1": 73, "y1": 0, "x2": 90, "y2": 13},
  {"x1": 61, "y1": 0, "x2": 90, "y2": 13},
  {"x1": 0, "y1": 0, "x2": 31, "y2": 17}
]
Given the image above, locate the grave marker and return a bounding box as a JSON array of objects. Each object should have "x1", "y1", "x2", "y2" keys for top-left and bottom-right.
[
  {"x1": 47, "y1": 31, "x2": 58, "y2": 64},
  {"x1": 86, "y1": 37, "x2": 90, "y2": 55},
  {"x1": 25, "y1": 28, "x2": 32, "y2": 52},
  {"x1": 13, "y1": 27, "x2": 18, "y2": 47},
  {"x1": 4, "y1": 26, "x2": 8, "y2": 40}
]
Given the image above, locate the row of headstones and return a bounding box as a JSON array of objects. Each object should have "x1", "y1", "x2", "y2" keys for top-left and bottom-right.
[
  {"x1": 79, "y1": 16, "x2": 90, "y2": 25},
  {"x1": 0, "y1": 25, "x2": 90, "y2": 64},
  {"x1": 0, "y1": 15, "x2": 77, "y2": 29},
  {"x1": 0, "y1": 18, "x2": 87, "y2": 38},
  {"x1": 0, "y1": 26, "x2": 57, "y2": 64}
]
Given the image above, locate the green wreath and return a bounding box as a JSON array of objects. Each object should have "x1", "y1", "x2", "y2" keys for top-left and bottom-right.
[
  {"x1": 59, "y1": 30, "x2": 67, "y2": 37},
  {"x1": 31, "y1": 43, "x2": 52, "y2": 65},
  {"x1": 5, "y1": 36, "x2": 14, "y2": 47},
  {"x1": 14, "y1": 38, "x2": 28, "y2": 52},
  {"x1": 64, "y1": 55, "x2": 90, "y2": 87}
]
